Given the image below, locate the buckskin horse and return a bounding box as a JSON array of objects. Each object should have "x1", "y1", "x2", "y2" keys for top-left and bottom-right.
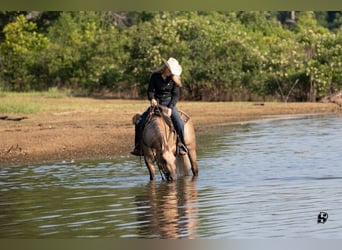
[{"x1": 134, "y1": 105, "x2": 198, "y2": 181}]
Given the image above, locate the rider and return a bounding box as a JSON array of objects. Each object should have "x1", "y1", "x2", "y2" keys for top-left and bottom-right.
[{"x1": 131, "y1": 57, "x2": 188, "y2": 156}]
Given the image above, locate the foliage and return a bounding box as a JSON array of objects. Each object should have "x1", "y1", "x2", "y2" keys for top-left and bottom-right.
[
  {"x1": 45, "y1": 12, "x2": 128, "y2": 93},
  {"x1": 0, "y1": 11, "x2": 341, "y2": 102},
  {"x1": 0, "y1": 15, "x2": 49, "y2": 91}
]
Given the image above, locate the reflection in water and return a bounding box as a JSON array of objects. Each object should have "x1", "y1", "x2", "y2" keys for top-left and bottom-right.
[
  {"x1": 136, "y1": 177, "x2": 199, "y2": 239},
  {"x1": 0, "y1": 161, "x2": 199, "y2": 238}
]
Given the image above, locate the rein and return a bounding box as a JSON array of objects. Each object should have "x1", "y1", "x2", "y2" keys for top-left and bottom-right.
[{"x1": 148, "y1": 105, "x2": 174, "y2": 145}]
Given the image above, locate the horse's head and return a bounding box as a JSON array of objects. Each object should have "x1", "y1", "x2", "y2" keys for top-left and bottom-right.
[
  {"x1": 142, "y1": 112, "x2": 178, "y2": 181},
  {"x1": 158, "y1": 150, "x2": 177, "y2": 181}
]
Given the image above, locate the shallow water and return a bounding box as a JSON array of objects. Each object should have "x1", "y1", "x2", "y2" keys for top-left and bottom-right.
[{"x1": 1, "y1": 114, "x2": 342, "y2": 238}]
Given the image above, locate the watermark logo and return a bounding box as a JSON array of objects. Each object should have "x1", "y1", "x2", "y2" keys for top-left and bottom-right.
[{"x1": 317, "y1": 211, "x2": 328, "y2": 224}]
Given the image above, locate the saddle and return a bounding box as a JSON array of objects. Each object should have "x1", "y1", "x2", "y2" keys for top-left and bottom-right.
[
  {"x1": 149, "y1": 105, "x2": 190, "y2": 126},
  {"x1": 141, "y1": 105, "x2": 190, "y2": 145},
  {"x1": 133, "y1": 105, "x2": 190, "y2": 128}
]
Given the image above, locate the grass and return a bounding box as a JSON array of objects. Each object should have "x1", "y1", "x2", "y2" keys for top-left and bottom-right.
[
  {"x1": 41, "y1": 87, "x2": 72, "y2": 98},
  {"x1": 0, "y1": 99, "x2": 41, "y2": 114},
  {"x1": 0, "y1": 90, "x2": 146, "y2": 115},
  {"x1": 2, "y1": 87, "x2": 71, "y2": 99},
  {"x1": 0, "y1": 88, "x2": 73, "y2": 114},
  {"x1": 0, "y1": 90, "x2": 338, "y2": 117}
]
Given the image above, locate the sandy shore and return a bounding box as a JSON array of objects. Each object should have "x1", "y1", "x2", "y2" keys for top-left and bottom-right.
[{"x1": 0, "y1": 98, "x2": 338, "y2": 167}]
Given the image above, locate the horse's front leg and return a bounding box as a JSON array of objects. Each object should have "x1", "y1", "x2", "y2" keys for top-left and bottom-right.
[{"x1": 144, "y1": 153, "x2": 156, "y2": 181}]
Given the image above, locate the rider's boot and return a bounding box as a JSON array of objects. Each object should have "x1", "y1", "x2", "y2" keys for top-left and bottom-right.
[
  {"x1": 130, "y1": 145, "x2": 143, "y2": 156},
  {"x1": 131, "y1": 120, "x2": 143, "y2": 156}
]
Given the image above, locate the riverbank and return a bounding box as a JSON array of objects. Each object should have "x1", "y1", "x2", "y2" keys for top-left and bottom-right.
[{"x1": 0, "y1": 96, "x2": 339, "y2": 167}]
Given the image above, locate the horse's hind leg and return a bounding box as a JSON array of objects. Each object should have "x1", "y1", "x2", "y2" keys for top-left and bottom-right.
[{"x1": 188, "y1": 149, "x2": 198, "y2": 176}]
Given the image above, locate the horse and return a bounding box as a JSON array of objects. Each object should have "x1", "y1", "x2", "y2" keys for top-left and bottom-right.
[{"x1": 136, "y1": 105, "x2": 198, "y2": 181}]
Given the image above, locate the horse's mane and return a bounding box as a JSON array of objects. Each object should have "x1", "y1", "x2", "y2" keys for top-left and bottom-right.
[{"x1": 144, "y1": 111, "x2": 175, "y2": 153}]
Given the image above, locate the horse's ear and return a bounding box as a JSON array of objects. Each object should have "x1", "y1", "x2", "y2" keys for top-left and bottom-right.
[{"x1": 132, "y1": 113, "x2": 141, "y2": 124}]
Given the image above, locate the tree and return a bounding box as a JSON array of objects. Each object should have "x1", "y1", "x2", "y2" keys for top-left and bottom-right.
[
  {"x1": 1, "y1": 11, "x2": 341, "y2": 101},
  {"x1": 124, "y1": 12, "x2": 190, "y2": 96},
  {"x1": 0, "y1": 14, "x2": 49, "y2": 91},
  {"x1": 46, "y1": 11, "x2": 128, "y2": 93},
  {"x1": 295, "y1": 11, "x2": 338, "y2": 101}
]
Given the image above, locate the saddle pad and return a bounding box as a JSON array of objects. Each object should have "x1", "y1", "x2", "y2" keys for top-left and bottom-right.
[{"x1": 179, "y1": 110, "x2": 190, "y2": 124}]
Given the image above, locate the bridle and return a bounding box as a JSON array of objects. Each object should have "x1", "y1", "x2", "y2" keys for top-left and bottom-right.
[{"x1": 147, "y1": 104, "x2": 176, "y2": 180}]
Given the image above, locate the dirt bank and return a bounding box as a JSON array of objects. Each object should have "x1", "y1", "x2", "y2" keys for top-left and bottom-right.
[{"x1": 0, "y1": 98, "x2": 338, "y2": 167}]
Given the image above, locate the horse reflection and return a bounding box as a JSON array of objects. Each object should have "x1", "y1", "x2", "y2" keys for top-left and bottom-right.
[{"x1": 135, "y1": 176, "x2": 199, "y2": 239}]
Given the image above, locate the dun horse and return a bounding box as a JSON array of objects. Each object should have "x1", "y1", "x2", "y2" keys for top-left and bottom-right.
[{"x1": 134, "y1": 106, "x2": 198, "y2": 181}]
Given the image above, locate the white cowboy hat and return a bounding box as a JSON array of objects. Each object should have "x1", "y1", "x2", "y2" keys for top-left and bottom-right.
[{"x1": 162, "y1": 57, "x2": 182, "y2": 76}]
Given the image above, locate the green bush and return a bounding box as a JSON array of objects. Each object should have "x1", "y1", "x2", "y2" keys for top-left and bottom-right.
[{"x1": 0, "y1": 11, "x2": 341, "y2": 101}]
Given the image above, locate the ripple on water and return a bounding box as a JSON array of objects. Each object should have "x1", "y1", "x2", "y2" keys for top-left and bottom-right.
[{"x1": 1, "y1": 114, "x2": 342, "y2": 238}]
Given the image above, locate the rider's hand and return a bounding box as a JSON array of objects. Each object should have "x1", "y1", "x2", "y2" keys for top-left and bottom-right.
[
  {"x1": 151, "y1": 99, "x2": 157, "y2": 107},
  {"x1": 167, "y1": 108, "x2": 172, "y2": 117}
]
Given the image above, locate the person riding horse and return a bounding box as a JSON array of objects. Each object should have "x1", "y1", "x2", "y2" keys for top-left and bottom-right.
[{"x1": 131, "y1": 57, "x2": 188, "y2": 156}]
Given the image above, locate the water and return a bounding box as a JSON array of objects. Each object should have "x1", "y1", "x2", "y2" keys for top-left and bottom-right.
[{"x1": 1, "y1": 114, "x2": 342, "y2": 238}]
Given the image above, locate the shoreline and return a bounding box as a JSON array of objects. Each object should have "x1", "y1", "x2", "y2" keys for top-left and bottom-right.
[{"x1": 0, "y1": 99, "x2": 339, "y2": 167}]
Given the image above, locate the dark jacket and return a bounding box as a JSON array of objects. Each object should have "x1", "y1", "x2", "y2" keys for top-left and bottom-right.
[{"x1": 147, "y1": 73, "x2": 180, "y2": 109}]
